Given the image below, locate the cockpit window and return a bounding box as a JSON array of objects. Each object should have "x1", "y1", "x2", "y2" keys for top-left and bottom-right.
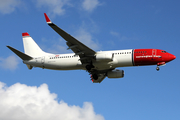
[{"x1": 161, "y1": 51, "x2": 167, "y2": 53}]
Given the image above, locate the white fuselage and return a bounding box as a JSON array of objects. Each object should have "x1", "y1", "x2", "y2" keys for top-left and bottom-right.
[{"x1": 24, "y1": 49, "x2": 134, "y2": 70}]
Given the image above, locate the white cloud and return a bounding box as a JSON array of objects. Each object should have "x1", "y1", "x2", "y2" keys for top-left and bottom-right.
[
  {"x1": 0, "y1": 0, "x2": 101, "y2": 15},
  {"x1": 40, "y1": 38, "x2": 70, "y2": 54},
  {"x1": 110, "y1": 31, "x2": 139, "y2": 41},
  {"x1": 49, "y1": 43, "x2": 68, "y2": 54},
  {"x1": 75, "y1": 27, "x2": 99, "y2": 50},
  {"x1": 0, "y1": 55, "x2": 19, "y2": 70},
  {"x1": 0, "y1": 81, "x2": 104, "y2": 120},
  {"x1": 0, "y1": 0, "x2": 22, "y2": 14},
  {"x1": 35, "y1": 0, "x2": 71, "y2": 16},
  {"x1": 110, "y1": 31, "x2": 120, "y2": 38},
  {"x1": 82, "y1": 0, "x2": 101, "y2": 12}
]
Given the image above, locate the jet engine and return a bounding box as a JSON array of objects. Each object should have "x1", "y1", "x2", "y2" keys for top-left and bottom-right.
[
  {"x1": 107, "y1": 69, "x2": 124, "y2": 78},
  {"x1": 96, "y1": 53, "x2": 113, "y2": 62}
]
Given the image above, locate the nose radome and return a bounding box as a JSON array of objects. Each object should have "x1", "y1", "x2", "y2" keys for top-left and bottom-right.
[
  {"x1": 170, "y1": 54, "x2": 176, "y2": 61},
  {"x1": 173, "y1": 55, "x2": 176, "y2": 60}
]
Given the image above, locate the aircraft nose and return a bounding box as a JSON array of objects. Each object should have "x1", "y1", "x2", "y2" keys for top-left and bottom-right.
[
  {"x1": 170, "y1": 54, "x2": 176, "y2": 61},
  {"x1": 173, "y1": 55, "x2": 176, "y2": 60}
]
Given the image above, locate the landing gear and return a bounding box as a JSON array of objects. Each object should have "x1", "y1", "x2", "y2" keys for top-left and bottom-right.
[
  {"x1": 86, "y1": 65, "x2": 93, "y2": 71},
  {"x1": 92, "y1": 74, "x2": 98, "y2": 80},
  {"x1": 86, "y1": 62, "x2": 94, "y2": 71},
  {"x1": 156, "y1": 66, "x2": 160, "y2": 71}
]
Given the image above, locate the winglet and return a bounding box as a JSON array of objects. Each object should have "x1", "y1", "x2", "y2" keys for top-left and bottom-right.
[
  {"x1": 22, "y1": 32, "x2": 30, "y2": 37},
  {"x1": 44, "y1": 13, "x2": 52, "y2": 24}
]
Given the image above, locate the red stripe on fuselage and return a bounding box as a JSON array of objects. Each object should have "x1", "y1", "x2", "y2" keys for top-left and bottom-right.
[{"x1": 133, "y1": 49, "x2": 175, "y2": 66}]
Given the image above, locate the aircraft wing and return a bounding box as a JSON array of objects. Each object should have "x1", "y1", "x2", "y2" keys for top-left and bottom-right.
[
  {"x1": 44, "y1": 13, "x2": 96, "y2": 64},
  {"x1": 44, "y1": 13, "x2": 109, "y2": 83}
]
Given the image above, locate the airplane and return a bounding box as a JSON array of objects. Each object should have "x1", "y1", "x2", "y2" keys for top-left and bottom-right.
[{"x1": 7, "y1": 13, "x2": 176, "y2": 83}]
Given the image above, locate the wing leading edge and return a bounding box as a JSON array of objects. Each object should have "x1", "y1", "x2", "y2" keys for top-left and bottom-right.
[{"x1": 44, "y1": 13, "x2": 95, "y2": 63}]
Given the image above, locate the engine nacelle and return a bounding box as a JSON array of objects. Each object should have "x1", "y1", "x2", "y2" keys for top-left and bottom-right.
[
  {"x1": 107, "y1": 69, "x2": 124, "y2": 78},
  {"x1": 96, "y1": 53, "x2": 113, "y2": 61}
]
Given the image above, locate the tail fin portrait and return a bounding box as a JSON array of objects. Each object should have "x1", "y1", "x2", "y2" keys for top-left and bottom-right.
[{"x1": 22, "y1": 32, "x2": 45, "y2": 57}]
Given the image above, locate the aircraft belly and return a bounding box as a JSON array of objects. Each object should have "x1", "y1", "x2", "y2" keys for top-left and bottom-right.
[{"x1": 44, "y1": 59, "x2": 83, "y2": 70}]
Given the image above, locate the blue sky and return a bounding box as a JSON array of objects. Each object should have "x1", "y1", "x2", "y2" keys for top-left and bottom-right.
[{"x1": 0, "y1": 0, "x2": 179, "y2": 120}]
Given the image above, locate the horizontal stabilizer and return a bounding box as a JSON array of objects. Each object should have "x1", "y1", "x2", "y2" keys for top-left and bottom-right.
[{"x1": 7, "y1": 46, "x2": 33, "y2": 60}]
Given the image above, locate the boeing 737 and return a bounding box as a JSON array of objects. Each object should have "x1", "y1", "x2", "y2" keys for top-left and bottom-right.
[{"x1": 7, "y1": 13, "x2": 176, "y2": 83}]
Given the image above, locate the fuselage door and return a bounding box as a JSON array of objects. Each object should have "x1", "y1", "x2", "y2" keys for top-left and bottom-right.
[
  {"x1": 41, "y1": 56, "x2": 45, "y2": 64},
  {"x1": 152, "y1": 49, "x2": 157, "y2": 60}
]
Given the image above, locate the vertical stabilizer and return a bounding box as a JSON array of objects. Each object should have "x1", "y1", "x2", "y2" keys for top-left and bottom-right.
[{"x1": 22, "y1": 32, "x2": 45, "y2": 57}]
